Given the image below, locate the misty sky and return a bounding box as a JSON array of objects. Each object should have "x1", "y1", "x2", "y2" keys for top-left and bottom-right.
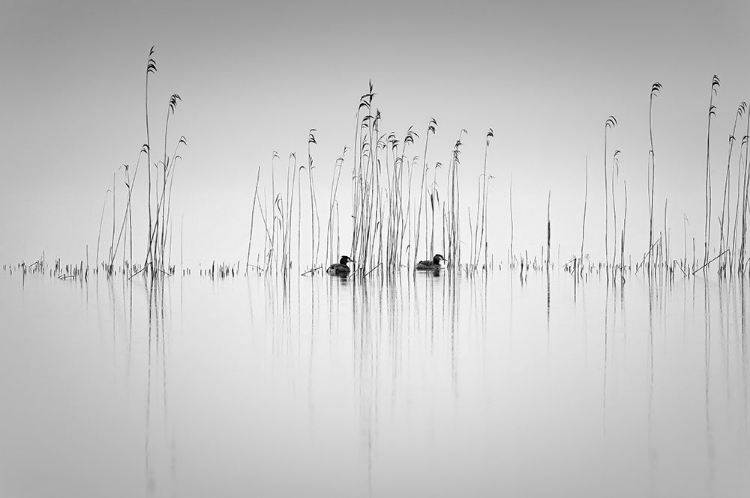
[{"x1": 1, "y1": 0, "x2": 750, "y2": 267}]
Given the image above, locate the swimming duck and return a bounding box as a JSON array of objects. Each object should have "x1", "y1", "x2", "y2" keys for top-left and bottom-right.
[
  {"x1": 416, "y1": 254, "x2": 446, "y2": 271},
  {"x1": 327, "y1": 255, "x2": 354, "y2": 276}
]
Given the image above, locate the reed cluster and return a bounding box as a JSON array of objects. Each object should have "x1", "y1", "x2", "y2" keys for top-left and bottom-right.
[
  {"x1": 571, "y1": 76, "x2": 750, "y2": 281},
  {"x1": 95, "y1": 47, "x2": 186, "y2": 281},
  {"x1": 241, "y1": 82, "x2": 498, "y2": 278},
  {"x1": 90, "y1": 58, "x2": 750, "y2": 282},
  {"x1": 238, "y1": 76, "x2": 750, "y2": 280}
]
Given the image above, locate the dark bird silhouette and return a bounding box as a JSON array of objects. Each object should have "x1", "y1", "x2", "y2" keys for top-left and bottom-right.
[
  {"x1": 327, "y1": 255, "x2": 354, "y2": 276},
  {"x1": 416, "y1": 254, "x2": 446, "y2": 271}
]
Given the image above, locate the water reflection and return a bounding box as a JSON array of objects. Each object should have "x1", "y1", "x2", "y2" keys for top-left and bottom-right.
[
  {"x1": 1, "y1": 269, "x2": 750, "y2": 497},
  {"x1": 144, "y1": 283, "x2": 176, "y2": 497}
]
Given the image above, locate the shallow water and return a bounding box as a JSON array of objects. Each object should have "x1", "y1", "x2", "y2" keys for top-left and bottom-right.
[{"x1": 1, "y1": 269, "x2": 749, "y2": 497}]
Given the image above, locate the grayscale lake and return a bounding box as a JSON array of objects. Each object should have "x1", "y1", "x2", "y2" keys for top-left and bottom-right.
[{"x1": 1, "y1": 270, "x2": 749, "y2": 497}]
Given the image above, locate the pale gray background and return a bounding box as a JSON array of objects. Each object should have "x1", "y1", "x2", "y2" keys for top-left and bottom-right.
[{"x1": 1, "y1": 0, "x2": 749, "y2": 266}]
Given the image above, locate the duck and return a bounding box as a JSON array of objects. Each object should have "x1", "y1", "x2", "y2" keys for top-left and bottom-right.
[
  {"x1": 327, "y1": 255, "x2": 354, "y2": 276},
  {"x1": 416, "y1": 254, "x2": 446, "y2": 271}
]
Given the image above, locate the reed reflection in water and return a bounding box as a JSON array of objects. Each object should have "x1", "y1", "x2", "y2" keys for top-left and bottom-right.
[{"x1": 0, "y1": 270, "x2": 748, "y2": 497}]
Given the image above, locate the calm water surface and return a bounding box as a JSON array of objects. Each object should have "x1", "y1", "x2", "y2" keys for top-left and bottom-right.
[{"x1": 1, "y1": 269, "x2": 749, "y2": 497}]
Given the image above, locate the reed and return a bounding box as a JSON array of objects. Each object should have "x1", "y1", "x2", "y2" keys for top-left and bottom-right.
[
  {"x1": 307, "y1": 129, "x2": 321, "y2": 271},
  {"x1": 350, "y1": 83, "x2": 374, "y2": 271},
  {"x1": 647, "y1": 82, "x2": 662, "y2": 274},
  {"x1": 246, "y1": 167, "x2": 261, "y2": 273},
  {"x1": 366, "y1": 112, "x2": 383, "y2": 271},
  {"x1": 509, "y1": 173, "x2": 514, "y2": 268},
  {"x1": 325, "y1": 150, "x2": 347, "y2": 267},
  {"x1": 298, "y1": 152, "x2": 303, "y2": 271},
  {"x1": 580, "y1": 158, "x2": 588, "y2": 273},
  {"x1": 399, "y1": 128, "x2": 418, "y2": 268},
  {"x1": 163, "y1": 137, "x2": 185, "y2": 272},
  {"x1": 731, "y1": 132, "x2": 747, "y2": 271},
  {"x1": 719, "y1": 102, "x2": 745, "y2": 274},
  {"x1": 109, "y1": 169, "x2": 116, "y2": 273},
  {"x1": 95, "y1": 189, "x2": 110, "y2": 272},
  {"x1": 157, "y1": 94, "x2": 181, "y2": 270},
  {"x1": 268, "y1": 151, "x2": 280, "y2": 272},
  {"x1": 664, "y1": 199, "x2": 670, "y2": 268},
  {"x1": 414, "y1": 118, "x2": 437, "y2": 265},
  {"x1": 468, "y1": 204, "x2": 475, "y2": 268},
  {"x1": 704, "y1": 75, "x2": 720, "y2": 266},
  {"x1": 603, "y1": 116, "x2": 617, "y2": 276},
  {"x1": 472, "y1": 129, "x2": 493, "y2": 270},
  {"x1": 546, "y1": 191, "x2": 551, "y2": 268},
  {"x1": 684, "y1": 214, "x2": 689, "y2": 271},
  {"x1": 145, "y1": 47, "x2": 156, "y2": 272},
  {"x1": 740, "y1": 121, "x2": 750, "y2": 272},
  {"x1": 268, "y1": 151, "x2": 284, "y2": 271},
  {"x1": 404, "y1": 152, "x2": 418, "y2": 267},
  {"x1": 372, "y1": 117, "x2": 384, "y2": 271},
  {"x1": 429, "y1": 162, "x2": 441, "y2": 258},
  {"x1": 386, "y1": 132, "x2": 400, "y2": 270},
  {"x1": 153, "y1": 99, "x2": 184, "y2": 275},
  {"x1": 109, "y1": 158, "x2": 140, "y2": 274},
  {"x1": 611, "y1": 150, "x2": 620, "y2": 272},
  {"x1": 281, "y1": 152, "x2": 298, "y2": 277},
  {"x1": 446, "y1": 130, "x2": 466, "y2": 266},
  {"x1": 621, "y1": 180, "x2": 628, "y2": 272}
]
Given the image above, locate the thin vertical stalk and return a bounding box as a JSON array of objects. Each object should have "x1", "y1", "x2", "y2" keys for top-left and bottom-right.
[
  {"x1": 648, "y1": 82, "x2": 662, "y2": 274},
  {"x1": 604, "y1": 116, "x2": 617, "y2": 275},
  {"x1": 475, "y1": 129, "x2": 493, "y2": 269},
  {"x1": 414, "y1": 118, "x2": 436, "y2": 265},
  {"x1": 96, "y1": 190, "x2": 110, "y2": 273},
  {"x1": 510, "y1": 173, "x2": 514, "y2": 267},
  {"x1": 704, "y1": 75, "x2": 720, "y2": 265},
  {"x1": 611, "y1": 150, "x2": 620, "y2": 271},
  {"x1": 307, "y1": 129, "x2": 319, "y2": 271},
  {"x1": 246, "y1": 167, "x2": 261, "y2": 272},
  {"x1": 581, "y1": 158, "x2": 588, "y2": 272},
  {"x1": 719, "y1": 102, "x2": 745, "y2": 274},
  {"x1": 547, "y1": 191, "x2": 551, "y2": 268},
  {"x1": 145, "y1": 46, "x2": 157, "y2": 274},
  {"x1": 622, "y1": 180, "x2": 628, "y2": 272}
]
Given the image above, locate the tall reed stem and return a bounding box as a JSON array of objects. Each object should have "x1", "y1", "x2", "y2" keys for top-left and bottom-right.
[{"x1": 704, "y1": 75, "x2": 720, "y2": 265}]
